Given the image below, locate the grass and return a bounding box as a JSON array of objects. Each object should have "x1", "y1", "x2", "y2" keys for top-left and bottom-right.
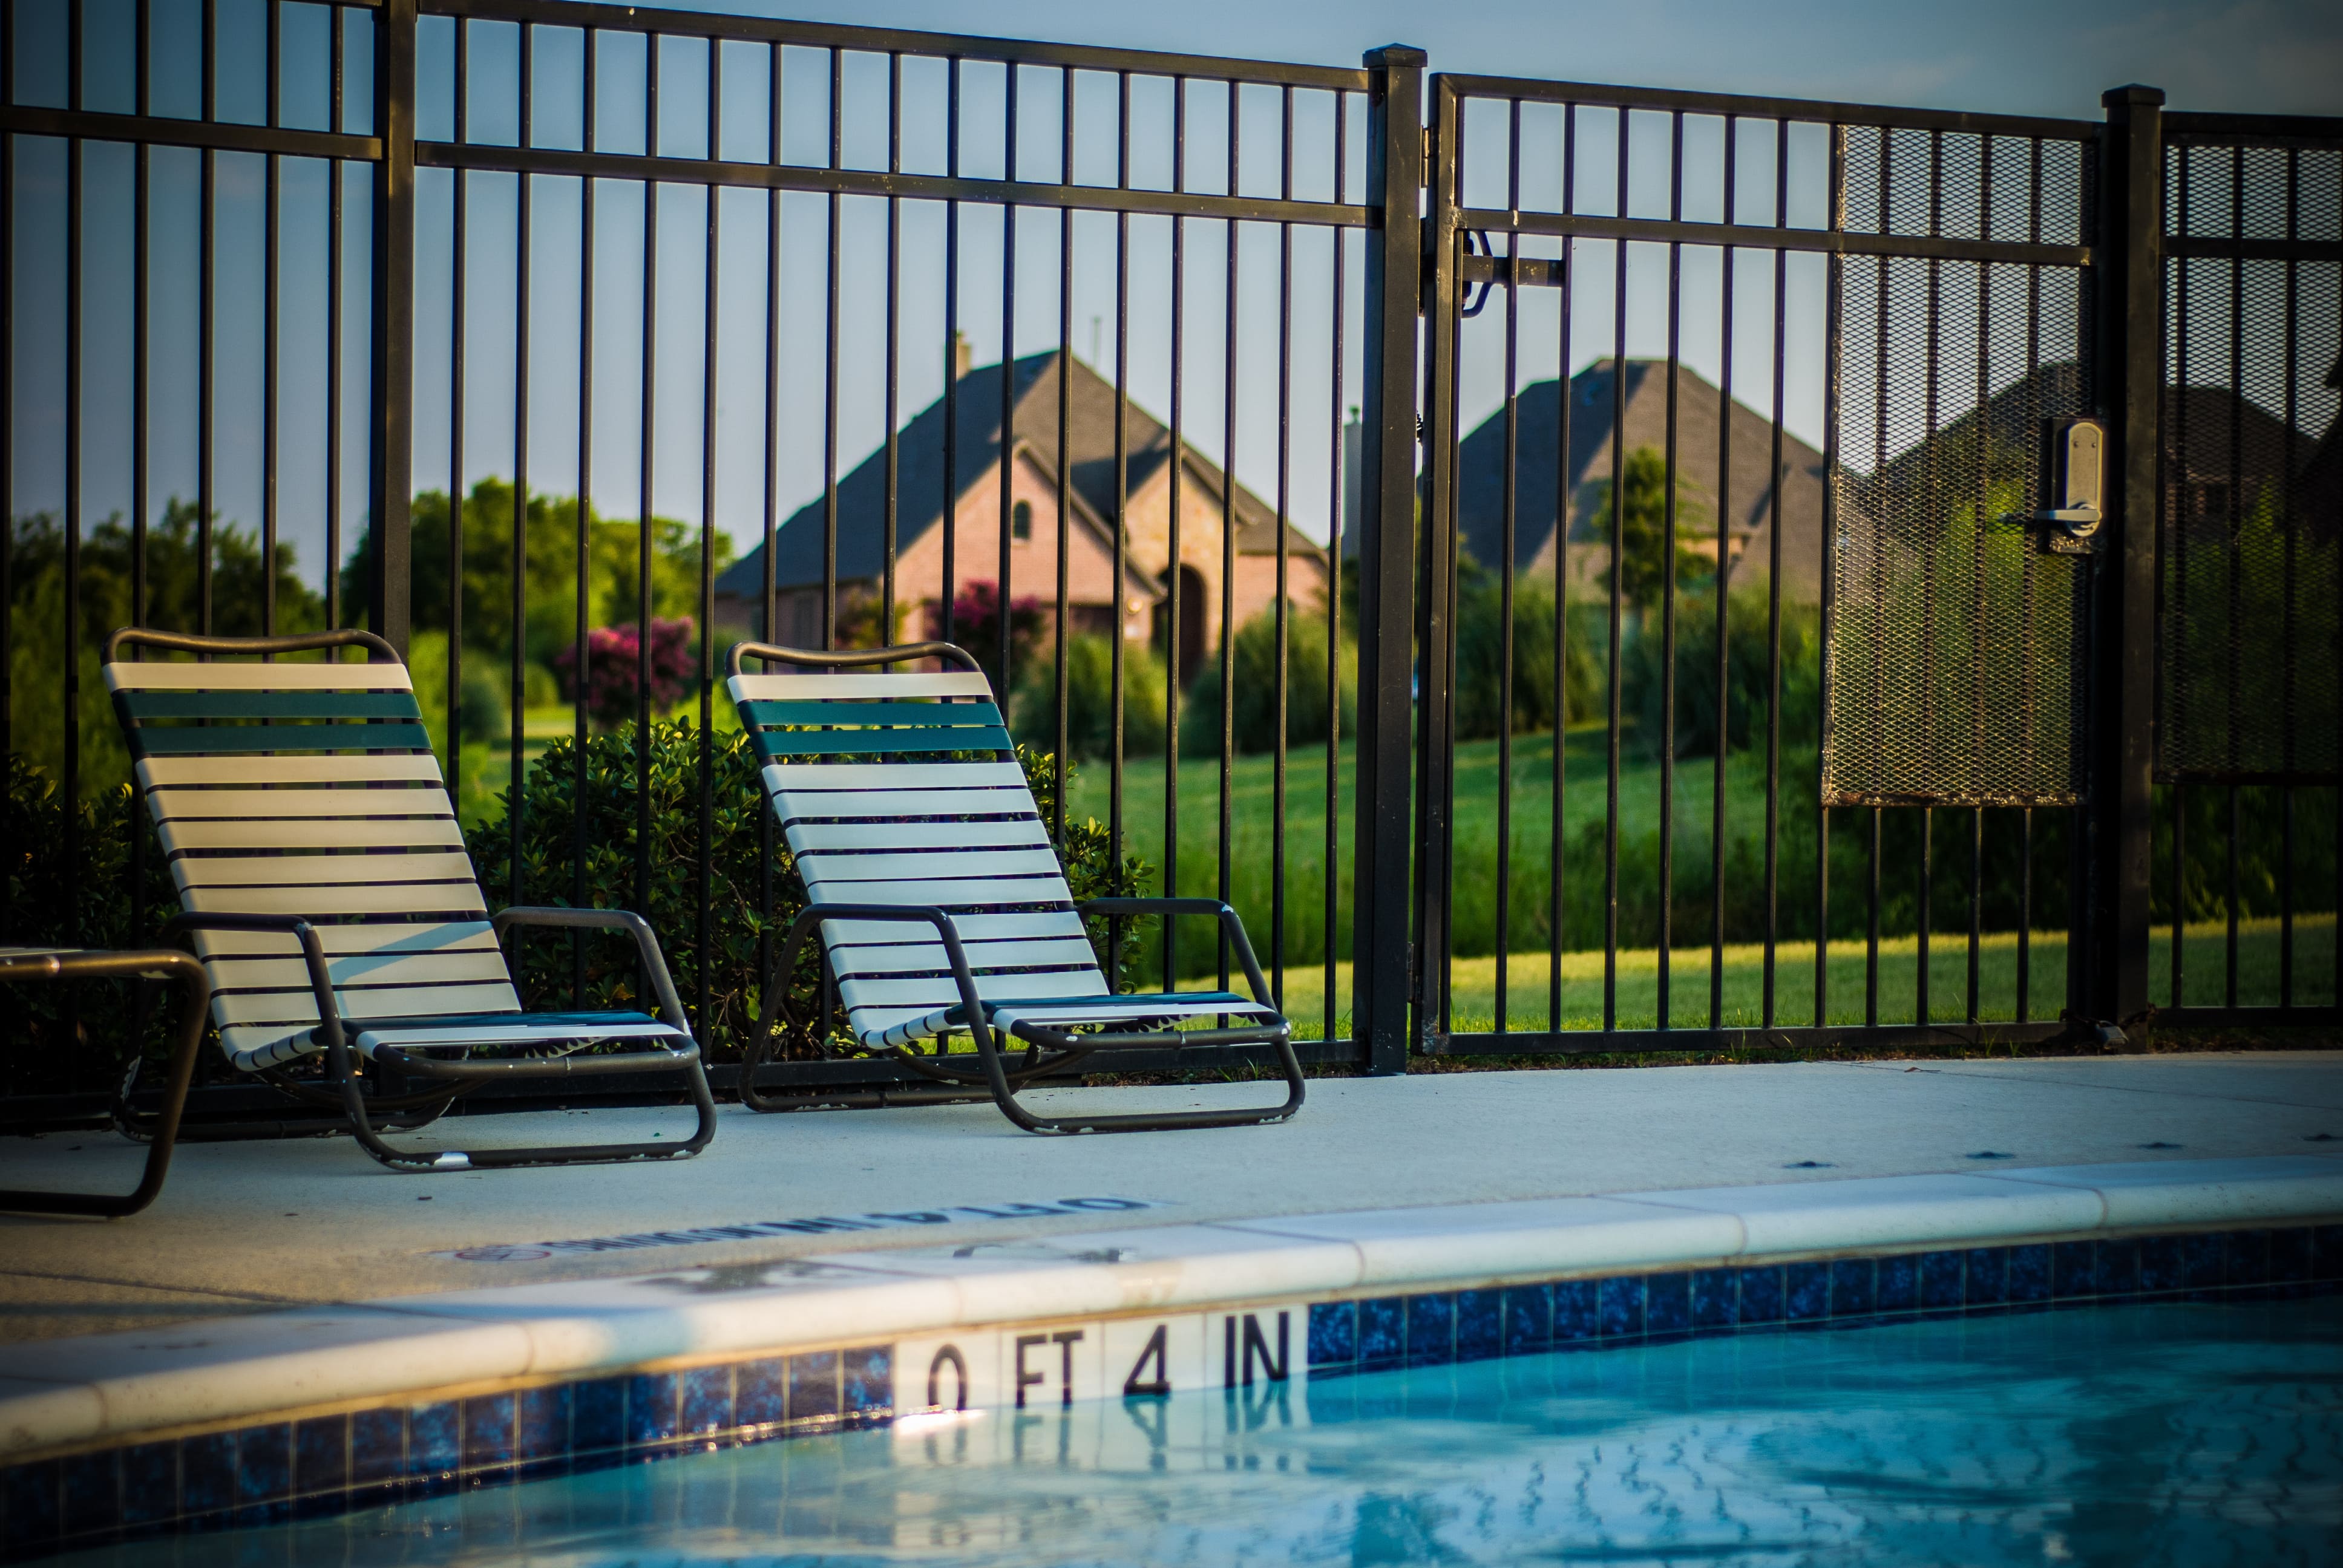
[
  {"x1": 1265, "y1": 914, "x2": 2337, "y2": 1040},
  {"x1": 1062, "y1": 724, "x2": 1775, "y2": 978}
]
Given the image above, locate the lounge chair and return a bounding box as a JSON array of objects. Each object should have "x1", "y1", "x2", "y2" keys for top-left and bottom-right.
[
  {"x1": 726, "y1": 640, "x2": 1304, "y2": 1134},
  {"x1": 0, "y1": 945, "x2": 209, "y2": 1217},
  {"x1": 103, "y1": 627, "x2": 716, "y2": 1172}
]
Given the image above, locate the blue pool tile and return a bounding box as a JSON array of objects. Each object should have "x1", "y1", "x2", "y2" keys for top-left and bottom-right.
[
  {"x1": 1919, "y1": 1251, "x2": 1965, "y2": 1311},
  {"x1": 1784, "y1": 1263, "x2": 1830, "y2": 1323},
  {"x1": 625, "y1": 1374, "x2": 680, "y2": 1446},
  {"x1": 1691, "y1": 1269, "x2": 1737, "y2": 1329},
  {"x1": 2270, "y1": 1227, "x2": 2313, "y2": 1284},
  {"x1": 2096, "y1": 1238, "x2": 2141, "y2": 1298},
  {"x1": 2139, "y1": 1235, "x2": 2186, "y2": 1293},
  {"x1": 843, "y1": 1346, "x2": 892, "y2": 1417},
  {"x1": 1828, "y1": 1259, "x2": 1875, "y2": 1319},
  {"x1": 2226, "y1": 1230, "x2": 2273, "y2": 1288},
  {"x1": 235, "y1": 1423, "x2": 292, "y2": 1511},
  {"x1": 2007, "y1": 1245, "x2": 2052, "y2": 1304},
  {"x1": 1964, "y1": 1249, "x2": 2008, "y2": 1307},
  {"x1": 61, "y1": 1451, "x2": 119, "y2": 1540},
  {"x1": 349, "y1": 1409, "x2": 407, "y2": 1488},
  {"x1": 1406, "y1": 1292, "x2": 1457, "y2": 1365},
  {"x1": 1599, "y1": 1276, "x2": 1645, "y2": 1339},
  {"x1": 4, "y1": 1460, "x2": 61, "y2": 1553},
  {"x1": 1501, "y1": 1285, "x2": 1551, "y2": 1354},
  {"x1": 179, "y1": 1432, "x2": 235, "y2": 1517},
  {"x1": 516, "y1": 1386, "x2": 571, "y2": 1468},
  {"x1": 2052, "y1": 1241, "x2": 2097, "y2": 1298},
  {"x1": 2316, "y1": 1225, "x2": 2343, "y2": 1280},
  {"x1": 1736, "y1": 1266, "x2": 1784, "y2": 1325},
  {"x1": 293, "y1": 1416, "x2": 347, "y2": 1499},
  {"x1": 461, "y1": 1394, "x2": 516, "y2": 1471},
  {"x1": 1875, "y1": 1255, "x2": 1919, "y2": 1314},
  {"x1": 572, "y1": 1378, "x2": 627, "y2": 1455},
  {"x1": 408, "y1": 1402, "x2": 460, "y2": 1478},
  {"x1": 1643, "y1": 1274, "x2": 1691, "y2": 1337},
  {"x1": 1358, "y1": 1298, "x2": 1407, "y2": 1365},
  {"x1": 678, "y1": 1367, "x2": 733, "y2": 1437},
  {"x1": 2184, "y1": 1233, "x2": 2225, "y2": 1293},
  {"x1": 1308, "y1": 1301, "x2": 1357, "y2": 1368},
  {"x1": 1553, "y1": 1280, "x2": 1600, "y2": 1342},
  {"x1": 119, "y1": 1442, "x2": 177, "y2": 1528},
  {"x1": 736, "y1": 1358, "x2": 788, "y2": 1425},
  {"x1": 788, "y1": 1351, "x2": 841, "y2": 1425},
  {"x1": 1455, "y1": 1290, "x2": 1503, "y2": 1362}
]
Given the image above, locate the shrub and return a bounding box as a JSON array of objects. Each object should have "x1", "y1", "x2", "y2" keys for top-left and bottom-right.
[
  {"x1": 552, "y1": 618, "x2": 696, "y2": 730},
  {"x1": 1009, "y1": 633, "x2": 1170, "y2": 760},
  {"x1": 1622, "y1": 589, "x2": 1821, "y2": 760},
  {"x1": 1453, "y1": 566, "x2": 1604, "y2": 742},
  {"x1": 1179, "y1": 602, "x2": 1357, "y2": 757}
]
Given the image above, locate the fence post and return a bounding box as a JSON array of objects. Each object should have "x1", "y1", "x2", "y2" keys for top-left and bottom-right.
[
  {"x1": 2082, "y1": 83, "x2": 2164, "y2": 1027},
  {"x1": 369, "y1": 0, "x2": 418, "y2": 655},
  {"x1": 1351, "y1": 44, "x2": 1426, "y2": 1075}
]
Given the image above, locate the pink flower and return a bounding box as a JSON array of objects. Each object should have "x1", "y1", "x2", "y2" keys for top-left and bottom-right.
[{"x1": 554, "y1": 617, "x2": 697, "y2": 729}]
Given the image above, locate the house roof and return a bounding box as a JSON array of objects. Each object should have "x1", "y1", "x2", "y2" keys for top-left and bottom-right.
[
  {"x1": 1450, "y1": 358, "x2": 1829, "y2": 598},
  {"x1": 716, "y1": 350, "x2": 1320, "y2": 600}
]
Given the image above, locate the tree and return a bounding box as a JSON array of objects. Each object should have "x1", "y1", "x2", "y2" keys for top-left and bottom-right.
[{"x1": 1587, "y1": 446, "x2": 1714, "y2": 613}]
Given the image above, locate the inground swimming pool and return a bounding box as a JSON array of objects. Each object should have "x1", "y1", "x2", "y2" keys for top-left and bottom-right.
[{"x1": 57, "y1": 1296, "x2": 2343, "y2": 1567}]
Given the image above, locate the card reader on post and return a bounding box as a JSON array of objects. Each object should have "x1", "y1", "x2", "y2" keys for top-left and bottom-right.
[{"x1": 2007, "y1": 416, "x2": 2106, "y2": 556}]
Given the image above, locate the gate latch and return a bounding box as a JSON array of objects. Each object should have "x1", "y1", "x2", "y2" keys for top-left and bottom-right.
[{"x1": 2005, "y1": 416, "x2": 2106, "y2": 556}]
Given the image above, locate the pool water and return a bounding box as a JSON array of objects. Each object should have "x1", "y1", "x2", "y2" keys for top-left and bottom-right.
[{"x1": 67, "y1": 1297, "x2": 2343, "y2": 1567}]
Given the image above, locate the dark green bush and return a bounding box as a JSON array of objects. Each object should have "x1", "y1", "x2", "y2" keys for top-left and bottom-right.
[
  {"x1": 1010, "y1": 633, "x2": 1169, "y2": 760},
  {"x1": 1453, "y1": 567, "x2": 1604, "y2": 742},
  {"x1": 1623, "y1": 589, "x2": 1821, "y2": 761},
  {"x1": 1178, "y1": 603, "x2": 1357, "y2": 757}
]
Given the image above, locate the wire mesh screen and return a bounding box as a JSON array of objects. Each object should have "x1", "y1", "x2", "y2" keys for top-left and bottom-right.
[
  {"x1": 2158, "y1": 134, "x2": 2343, "y2": 785},
  {"x1": 1826, "y1": 259, "x2": 2092, "y2": 806}
]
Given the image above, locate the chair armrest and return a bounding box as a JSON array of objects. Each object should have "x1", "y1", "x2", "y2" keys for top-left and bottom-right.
[
  {"x1": 773, "y1": 903, "x2": 990, "y2": 1050},
  {"x1": 159, "y1": 911, "x2": 343, "y2": 1051},
  {"x1": 1075, "y1": 898, "x2": 1276, "y2": 1010},
  {"x1": 492, "y1": 906, "x2": 692, "y2": 1034}
]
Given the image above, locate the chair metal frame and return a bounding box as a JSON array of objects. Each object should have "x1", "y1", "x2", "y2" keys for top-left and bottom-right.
[
  {"x1": 105, "y1": 627, "x2": 718, "y2": 1172},
  {"x1": 729, "y1": 640, "x2": 1306, "y2": 1134},
  {"x1": 0, "y1": 946, "x2": 210, "y2": 1217}
]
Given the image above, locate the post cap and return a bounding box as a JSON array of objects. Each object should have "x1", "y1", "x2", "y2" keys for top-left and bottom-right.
[
  {"x1": 2101, "y1": 84, "x2": 2166, "y2": 107},
  {"x1": 1365, "y1": 44, "x2": 1429, "y2": 68}
]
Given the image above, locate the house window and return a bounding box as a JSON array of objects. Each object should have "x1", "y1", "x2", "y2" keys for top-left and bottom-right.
[{"x1": 1012, "y1": 499, "x2": 1033, "y2": 542}]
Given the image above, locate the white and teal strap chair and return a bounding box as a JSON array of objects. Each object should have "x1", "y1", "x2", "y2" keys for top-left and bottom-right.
[
  {"x1": 726, "y1": 640, "x2": 1305, "y2": 1135},
  {"x1": 104, "y1": 627, "x2": 717, "y2": 1172}
]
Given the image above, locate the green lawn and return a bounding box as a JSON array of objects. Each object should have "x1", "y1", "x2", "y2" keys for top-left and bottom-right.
[
  {"x1": 1267, "y1": 914, "x2": 2337, "y2": 1040},
  {"x1": 1062, "y1": 725, "x2": 1775, "y2": 978}
]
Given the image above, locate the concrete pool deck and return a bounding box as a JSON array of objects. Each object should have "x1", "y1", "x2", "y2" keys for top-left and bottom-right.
[
  {"x1": 2, "y1": 1051, "x2": 2339, "y2": 1341},
  {"x1": 3, "y1": 1050, "x2": 2342, "y2": 1555}
]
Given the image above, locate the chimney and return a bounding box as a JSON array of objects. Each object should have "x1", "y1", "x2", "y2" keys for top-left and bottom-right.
[{"x1": 953, "y1": 330, "x2": 972, "y2": 382}]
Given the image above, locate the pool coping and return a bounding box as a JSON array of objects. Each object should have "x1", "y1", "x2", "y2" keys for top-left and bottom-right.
[{"x1": 3, "y1": 1153, "x2": 2341, "y2": 1556}]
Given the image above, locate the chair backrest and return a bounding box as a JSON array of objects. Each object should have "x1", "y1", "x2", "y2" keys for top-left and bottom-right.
[
  {"x1": 726, "y1": 645, "x2": 1107, "y2": 1045},
  {"x1": 105, "y1": 632, "x2": 516, "y2": 1070}
]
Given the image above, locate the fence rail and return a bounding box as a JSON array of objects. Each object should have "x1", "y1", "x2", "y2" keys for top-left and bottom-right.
[{"x1": 1, "y1": 1, "x2": 2338, "y2": 1126}]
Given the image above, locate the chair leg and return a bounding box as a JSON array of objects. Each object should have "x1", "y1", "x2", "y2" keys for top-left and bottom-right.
[
  {"x1": 332, "y1": 1039, "x2": 721, "y2": 1172},
  {"x1": 969, "y1": 1028, "x2": 1307, "y2": 1135}
]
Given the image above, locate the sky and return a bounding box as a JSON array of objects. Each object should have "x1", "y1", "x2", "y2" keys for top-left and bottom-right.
[{"x1": 6, "y1": 0, "x2": 2339, "y2": 612}]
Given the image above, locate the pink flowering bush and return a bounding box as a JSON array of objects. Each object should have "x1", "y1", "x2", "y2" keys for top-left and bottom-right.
[{"x1": 554, "y1": 616, "x2": 697, "y2": 730}]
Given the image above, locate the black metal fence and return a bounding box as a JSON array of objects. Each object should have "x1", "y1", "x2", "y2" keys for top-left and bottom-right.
[{"x1": 2, "y1": 0, "x2": 2338, "y2": 1120}]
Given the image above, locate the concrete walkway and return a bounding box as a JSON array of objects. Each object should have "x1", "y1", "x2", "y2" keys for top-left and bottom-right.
[{"x1": 2, "y1": 1051, "x2": 2338, "y2": 1342}]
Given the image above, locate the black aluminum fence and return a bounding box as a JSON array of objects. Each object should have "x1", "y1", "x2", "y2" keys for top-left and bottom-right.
[{"x1": 1, "y1": 1, "x2": 2337, "y2": 1122}]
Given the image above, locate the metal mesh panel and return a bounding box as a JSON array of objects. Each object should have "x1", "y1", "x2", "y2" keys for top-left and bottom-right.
[
  {"x1": 2158, "y1": 137, "x2": 2343, "y2": 783},
  {"x1": 1824, "y1": 255, "x2": 2093, "y2": 806},
  {"x1": 1839, "y1": 126, "x2": 2092, "y2": 248}
]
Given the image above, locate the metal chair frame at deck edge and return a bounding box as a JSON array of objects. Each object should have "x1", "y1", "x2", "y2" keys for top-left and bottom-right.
[
  {"x1": 104, "y1": 627, "x2": 718, "y2": 1172},
  {"x1": 729, "y1": 639, "x2": 1306, "y2": 1135},
  {"x1": 0, "y1": 947, "x2": 209, "y2": 1217}
]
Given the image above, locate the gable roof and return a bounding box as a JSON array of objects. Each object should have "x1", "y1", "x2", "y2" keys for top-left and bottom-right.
[
  {"x1": 716, "y1": 350, "x2": 1319, "y2": 599},
  {"x1": 1452, "y1": 358, "x2": 1829, "y2": 599}
]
